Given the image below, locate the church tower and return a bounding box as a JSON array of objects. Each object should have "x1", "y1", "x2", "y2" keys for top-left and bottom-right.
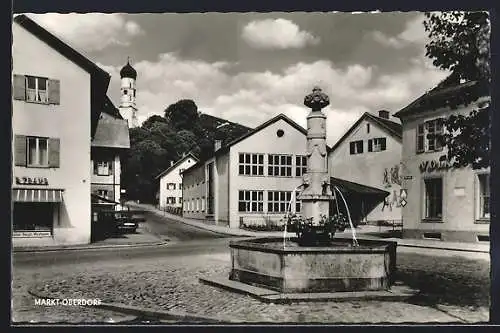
[{"x1": 119, "y1": 58, "x2": 138, "y2": 128}]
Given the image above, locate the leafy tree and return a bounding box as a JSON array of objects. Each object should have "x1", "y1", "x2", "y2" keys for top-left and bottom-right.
[
  {"x1": 164, "y1": 99, "x2": 199, "y2": 131},
  {"x1": 423, "y1": 11, "x2": 490, "y2": 169}
]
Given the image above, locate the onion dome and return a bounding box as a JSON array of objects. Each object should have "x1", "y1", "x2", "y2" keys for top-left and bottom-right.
[{"x1": 120, "y1": 59, "x2": 137, "y2": 79}]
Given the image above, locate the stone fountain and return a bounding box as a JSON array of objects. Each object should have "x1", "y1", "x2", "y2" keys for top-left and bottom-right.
[{"x1": 200, "y1": 88, "x2": 416, "y2": 303}]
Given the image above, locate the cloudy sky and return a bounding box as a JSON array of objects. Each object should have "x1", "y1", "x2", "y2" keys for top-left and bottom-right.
[{"x1": 26, "y1": 12, "x2": 449, "y2": 144}]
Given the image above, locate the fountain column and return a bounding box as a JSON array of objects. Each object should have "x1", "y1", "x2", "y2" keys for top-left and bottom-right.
[{"x1": 299, "y1": 87, "x2": 333, "y2": 226}]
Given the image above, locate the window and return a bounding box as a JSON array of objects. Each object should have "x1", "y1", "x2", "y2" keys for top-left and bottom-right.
[
  {"x1": 201, "y1": 197, "x2": 205, "y2": 211},
  {"x1": 238, "y1": 153, "x2": 264, "y2": 176},
  {"x1": 27, "y1": 137, "x2": 48, "y2": 167},
  {"x1": 95, "y1": 161, "x2": 111, "y2": 176},
  {"x1": 366, "y1": 123, "x2": 370, "y2": 133},
  {"x1": 295, "y1": 155, "x2": 307, "y2": 177},
  {"x1": 166, "y1": 197, "x2": 176, "y2": 204},
  {"x1": 179, "y1": 168, "x2": 185, "y2": 175},
  {"x1": 26, "y1": 76, "x2": 48, "y2": 103},
  {"x1": 368, "y1": 138, "x2": 387, "y2": 152},
  {"x1": 424, "y1": 178, "x2": 443, "y2": 220},
  {"x1": 179, "y1": 197, "x2": 183, "y2": 204},
  {"x1": 167, "y1": 183, "x2": 176, "y2": 190},
  {"x1": 268, "y1": 191, "x2": 292, "y2": 213},
  {"x1": 196, "y1": 198, "x2": 200, "y2": 211},
  {"x1": 477, "y1": 174, "x2": 490, "y2": 219},
  {"x1": 238, "y1": 190, "x2": 264, "y2": 212},
  {"x1": 97, "y1": 190, "x2": 109, "y2": 199},
  {"x1": 268, "y1": 154, "x2": 292, "y2": 177},
  {"x1": 179, "y1": 183, "x2": 183, "y2": 190},
  {"x1": 417, "y1": 119, "x2": 444, "y2": 153},
  {"x1": 349, "y1": 140, "x2": 363, "y2": 155},
  {"x1": 13, "y1": 203, "x2": 53, "y2": 233}
]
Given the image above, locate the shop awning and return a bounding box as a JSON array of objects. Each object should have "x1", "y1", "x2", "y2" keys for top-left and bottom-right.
[
  {"x1": 13, "y1": 188, "x2": 64, "y2": 202},
  {"x1": 91, "y1": 193, "x2": 120, "y2": 205}
]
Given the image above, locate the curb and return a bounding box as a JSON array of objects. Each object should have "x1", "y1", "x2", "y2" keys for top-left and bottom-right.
[
  {"x1": 13, "y1": 240, "x2": 169, "y2": 253},
  {"x1": 28, "y1": 288, "x2": 234, "y2": 324},
  {"x1": 396, "y1": 243, "x2": 490, "y2": 254}
]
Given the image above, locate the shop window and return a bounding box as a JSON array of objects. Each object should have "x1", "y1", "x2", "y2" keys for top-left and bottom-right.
[
  {"x1": 239, "y1": 153, "x2": 264, "y2": 176},
  {"x1": 424, "y1": 178, "x2": 443, "y2": 220},
  {"x1": 13, "y1": 203, "x2": 53, "y2": 233},
  {"x1": 295, "y1": 155, "x2": 307, "y2": 177},
  {"x1": 97, "y1": 189, "x2": 109, "y2": 199},
  {"x1": 201, "y1": 197, "x2": 205, "y2": 211},
  {"x1": 27, "y1": 137, "x2": 49, "y2": 167},
  {"x1": 416, "y1": 118, "x2": 444, "y2": 153},
  {"x1": 349, "y1": 140, "x2": 363, "y2": 155},
  {"x1": 368, "y1": 137, "x2": 387, "y2": 152},
  {"x1": 477, "y1": 173, "x2": 490, "y2": 219},
  {"x1": 268, "y1": 154, "x2": 292, "y2": 177},
  {"x1": 238, "y1": 190, "x2": 264, "y2": 212}
]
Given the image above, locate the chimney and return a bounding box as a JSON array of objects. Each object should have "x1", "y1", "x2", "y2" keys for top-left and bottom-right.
[
  {"x1": 214, "y1": 140, "x2": 222, "y2": 152},
  {"x1": 378, "y1": 110, "x2": 390, "y2": 119}
]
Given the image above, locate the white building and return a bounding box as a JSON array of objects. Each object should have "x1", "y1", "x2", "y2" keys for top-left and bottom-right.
[
  {"x1": 12, "y1": 15, "x2": 111, "y2": 246},
  {"x1": 328, "y1": 110, "x2": 403, "y2": 224},
  {"x1": 394, "y1": 81, "x2": 490, "y2": 243},
  {"x1": 157, "y1": 153, "x2": 198, "y2": 209},
  {"x1": 90, "y1": 97, "x2": 130, "y2": 212},
  {"x1": 182, "y1": 113, "x2": 389, "y2": 229}
]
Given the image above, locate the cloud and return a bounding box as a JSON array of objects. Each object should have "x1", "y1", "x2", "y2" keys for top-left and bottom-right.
[
  {"x1": 100, "y1": 49, "x2": 447, "y2": 145},
  {"x1": 242, "y1": 18, "x2": 320, "y2": 49},
  {"x1": 371, "y1": 15, "x2": 427, "y2": 49},
  {"x1": 26, "y1": 13, "x2": 144, "y2": 52}
]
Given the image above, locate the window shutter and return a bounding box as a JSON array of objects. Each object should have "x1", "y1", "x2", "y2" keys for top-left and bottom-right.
[
  {"x1": 48, "y1": 79, "x2": 60, "y2": 105},
  {"x1": 349, "y1": 142, "x2": 355, "y2": 154},
  {"x1": 108, "y1": 161, "x2": 113, "y2": 175},
  {"x1": 93, "y1": 161, "x2": 98, "y2": 174},
  {"x1": 381, "y1": 138, "x2": 387, "y2": 151},
  {"x1": 13, "y1": 75, "x2": 26, "y2": 101},
  {"x1": 14, "y1": 135, "x2": 27, "y2": 166},
  {"x1": 368, "y1": 139, "x2": 373, "y2": 152},
  {"x1": 48, "y1": 138, "x2": 60, "y2": 168}
]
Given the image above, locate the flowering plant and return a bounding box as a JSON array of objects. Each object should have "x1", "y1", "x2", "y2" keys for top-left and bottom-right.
[{"x1": 282, "y1": 212, "x2": 349, "y2": 244}]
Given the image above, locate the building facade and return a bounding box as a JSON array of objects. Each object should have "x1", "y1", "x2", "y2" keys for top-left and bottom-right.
[
  {"x1": 157, "y1": 153, "x2": 198, "y2": 209},
  {"x1": 182, "y1": 114, "x2": 308, "y2": 228},
  {"x1": 328, "y1": 110, "x2": 403, "y2": 224},
  {"x1": 11, "y1": 15, "x2": 111, "y2": 246},
  {"x1": 394, "y1": 81, "x2": 490, "y2": 243},
  {"x1": 91, "y1": 104, "x2": 130, "y2": 212}
]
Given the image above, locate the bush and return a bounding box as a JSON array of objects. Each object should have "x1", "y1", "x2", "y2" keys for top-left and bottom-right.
[{"x1": 240, "y1": 223, "x2": 285, "y2": 232}]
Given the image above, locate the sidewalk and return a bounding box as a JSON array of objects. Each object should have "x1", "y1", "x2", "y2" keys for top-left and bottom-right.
[
  {"x1": 13, "y1": 224, "x2": 167, "y2": 253},
  {"x1": 129, "y1": 202, "x2": 490, "y2": 254}
]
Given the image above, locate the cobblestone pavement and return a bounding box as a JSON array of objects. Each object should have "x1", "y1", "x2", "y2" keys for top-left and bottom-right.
[{"x1": 25, "y1": 251, "x2": 490, "y2": 324}]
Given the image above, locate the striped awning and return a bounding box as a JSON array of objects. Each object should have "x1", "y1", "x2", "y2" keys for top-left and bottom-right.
[{"x1": 13, "y1": 188, "x2": 63, "y2": 202}]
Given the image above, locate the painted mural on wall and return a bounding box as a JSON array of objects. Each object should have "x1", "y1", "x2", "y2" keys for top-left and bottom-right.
[{"x1": 381, "y1": 164, "x2": 402, "y2": 212}]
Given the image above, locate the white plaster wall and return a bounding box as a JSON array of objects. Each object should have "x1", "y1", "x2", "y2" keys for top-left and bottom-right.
[
  {"x1": 328, "y1": 117, "x2": 403, "y2": 222},
  {"x1": 159, "y1": 158, "x2": 196, "y2": 208},
  {"x1": 12, "y1": 22, "x2": 92, "y2": 246}
]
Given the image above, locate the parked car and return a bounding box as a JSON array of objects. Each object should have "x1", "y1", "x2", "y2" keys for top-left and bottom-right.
[{"x1": 114, "y1": 211, "x2": 138, "y2": 233}]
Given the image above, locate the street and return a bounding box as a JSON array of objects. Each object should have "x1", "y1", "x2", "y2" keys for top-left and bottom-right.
[{"x1": 12, "y1": 212, "x2": 491, "y2": 324}]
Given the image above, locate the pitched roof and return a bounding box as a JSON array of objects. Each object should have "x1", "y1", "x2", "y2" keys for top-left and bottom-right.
[
  {"x1": 393, "y1": 80, "x2": 488, "y2": 118},
  {"x1": 91, "y1": 112, "x2": 130, "y2": 149},
  {"x1": 14, "y1": 15, "x2": 109, "y2": 80},
  {"x1": 185, "y1": 113, "x2": 333, "y2": 173},
  {"x1": 328, "y1": 112, "x2": 402, "y2": 153},
  {"x1": 156, "y1": 152, "x2": 199, "y2": 180},
  {"x1": 215, "y1": 113, "x2": 307, "y2": 155}
]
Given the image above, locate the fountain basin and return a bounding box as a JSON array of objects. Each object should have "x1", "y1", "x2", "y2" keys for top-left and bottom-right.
[{"x1": 229, "y1": 237, "x2": 397, "y2": 293}]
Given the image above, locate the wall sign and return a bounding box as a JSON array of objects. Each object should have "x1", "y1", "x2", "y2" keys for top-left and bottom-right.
[
  {"x1": 419, "y1": 160, "x2": 452, "y2": 173},
  {"x1": 13, "y1": 231, "x2": 51, "y2": 237},
  {"x1": 15, "y1": 176, "x2": 49, "y2": 186}
]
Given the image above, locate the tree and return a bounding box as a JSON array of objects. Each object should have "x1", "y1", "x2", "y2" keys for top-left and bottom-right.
[
  {"x1": 164, "y1": 99, "x2": 199, "y2": 131},
  {"x1": 423, "y1": 11, "x2": 491, "y2": 169}
]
